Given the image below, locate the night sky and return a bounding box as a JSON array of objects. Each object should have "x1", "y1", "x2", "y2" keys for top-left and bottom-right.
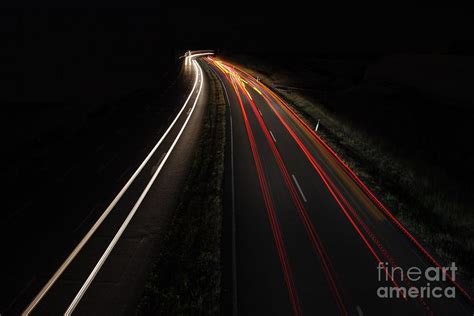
[
  {"x1": 1, "y1": 3, "x2": 473, "y2": 113},
  {"x1": 167, "y1": 4, "x2": 474, "y2": 54},
  {"x1": 2, "y1": 4, "x2": 474, "y2": 55}
]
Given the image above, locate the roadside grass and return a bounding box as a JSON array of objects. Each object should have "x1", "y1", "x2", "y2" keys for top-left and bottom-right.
[
  {"x1": 224, "y1": 55, "x2": 474, "y2": 289},
  {"x1": 137, "y1": 63, "x2": 226, "y2": 315}
]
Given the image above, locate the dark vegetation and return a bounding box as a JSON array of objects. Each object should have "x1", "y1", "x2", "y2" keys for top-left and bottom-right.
[
  {"x1": 1, "y1": 9, "x2": 181, "y2": 221},
  {"x1": 225, "y1": 52, "x2": 474, "y2": 286},
  {"x1": 137, "y1": 64, "x2": 226, "y2": 315}
]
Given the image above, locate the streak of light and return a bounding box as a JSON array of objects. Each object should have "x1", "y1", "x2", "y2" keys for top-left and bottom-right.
[
  {"x1": 23, "y1": 56, "x2": 204, "y2": 316},
  {"x1": 64, "y1": 60, "x2": 205, "y2": 315}
]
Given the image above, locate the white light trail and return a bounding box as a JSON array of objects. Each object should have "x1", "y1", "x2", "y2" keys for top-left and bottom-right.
[{"x1": 22, "y1": 56, "x2": 204, "y2": 316}]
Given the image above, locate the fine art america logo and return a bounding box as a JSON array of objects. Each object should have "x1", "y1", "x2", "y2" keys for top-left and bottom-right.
[{"x1": 377, "y1": 262, "x2": 458, "y2": 299}]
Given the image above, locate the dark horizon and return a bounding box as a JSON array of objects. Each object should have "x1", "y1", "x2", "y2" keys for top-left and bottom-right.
[{"x1": 2, "y1": 5, "x2": 474, "y2": 55}]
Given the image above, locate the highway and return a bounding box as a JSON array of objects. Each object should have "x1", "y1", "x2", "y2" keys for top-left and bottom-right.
[
  {"x1": 1, "y1": 53, "x2": 209, "y2": 315},
  {"x1": 206, "y1": 57, "x2": 474, "y2": 315},
  {"x1": 3, "y1": 52, "x2": 473, "y2": 315}
]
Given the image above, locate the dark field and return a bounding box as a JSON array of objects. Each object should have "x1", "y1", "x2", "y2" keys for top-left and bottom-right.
[{"x1": 1, "y1": 10, "x2": 182, "y2": 221}]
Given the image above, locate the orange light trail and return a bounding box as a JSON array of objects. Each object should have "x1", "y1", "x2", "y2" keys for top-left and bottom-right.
[
  {"x1": 242, "y1": 68, "x2": 472, "y2": 303},
  {"x1": 235, "y1": 76, "x2": 348, "y2": 315},
  {"x1": 207, "y1": 56, "x2": 472, "y2": 311}
]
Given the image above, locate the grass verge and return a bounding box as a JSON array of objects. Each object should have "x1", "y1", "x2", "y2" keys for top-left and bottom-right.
[{"x1": 136, "y1": 63, "x2": 226, "y2": 315}]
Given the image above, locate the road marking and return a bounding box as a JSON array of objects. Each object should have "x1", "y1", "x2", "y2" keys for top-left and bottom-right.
[
  {"x1": 269, "y1": 130, "x2": 277, "y2": 143},
  {"x1": 22, "y1": 57, "x2": 202, "y2": 316},
  {"x1": 258, "y1": 109, "x2": 263, "y2": 117},
  {"x1": 227, "y1": 83, "x2": 238, "y2": 316},
  {"x1": 291, "y1": 174, "x2": 307, "y2": 202},
  {"x1": 209, "y1": 61, "x2": 238, "y2": 316},
  {"x1": 356, "y1": 305, "x2": 364, "y2": 316},
  {"x1": 64, "y1": 59, "x2": 205, "y2": 315}
]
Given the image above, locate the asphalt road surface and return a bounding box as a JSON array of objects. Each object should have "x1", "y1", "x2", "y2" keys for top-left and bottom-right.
[
  {"x1": 1, "y1": 54, "x2": 209, "y2": 315},
  {"x1": 206, "y1": 57, "x2": 474, "y2": 315}
]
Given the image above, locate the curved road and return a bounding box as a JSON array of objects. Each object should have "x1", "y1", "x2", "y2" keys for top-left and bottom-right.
[
  {"x1": 2, "y1": 54, "x2": 209, "y2": 315},
  {"x1": 3, "y1": 52, "x2": 473, "y2": 315}
]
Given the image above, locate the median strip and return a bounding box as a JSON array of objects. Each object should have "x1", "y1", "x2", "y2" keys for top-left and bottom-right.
[{"x1": 137, "y1": 61, "x2": 226, "y2": 315}]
